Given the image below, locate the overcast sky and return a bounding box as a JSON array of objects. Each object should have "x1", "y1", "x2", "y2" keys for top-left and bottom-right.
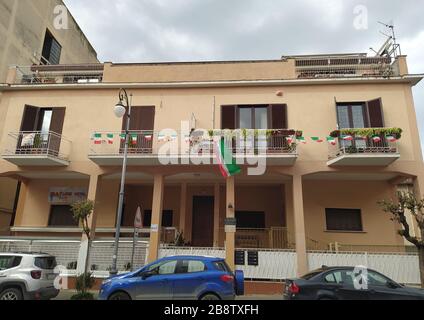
[{"x1": 64, "y1": 0, "x2": 424, "y2": 150}]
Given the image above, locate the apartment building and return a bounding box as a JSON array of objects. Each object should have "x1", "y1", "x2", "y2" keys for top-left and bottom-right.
[
  {"x1": 0, "y1": 0, "x2": 98, "y2": 234},
  {"x1": 0, "y1": 52, "x2": 423, "y2": 287}
]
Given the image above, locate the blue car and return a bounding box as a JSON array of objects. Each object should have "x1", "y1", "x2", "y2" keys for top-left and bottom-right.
[{"x1": 98, "y1": 256, "x2": 244, "y2": 300}]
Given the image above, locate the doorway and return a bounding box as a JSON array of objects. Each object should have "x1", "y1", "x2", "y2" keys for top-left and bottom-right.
[{"x1": 191, "y1": 196, "x2": 214, "y2": 247}]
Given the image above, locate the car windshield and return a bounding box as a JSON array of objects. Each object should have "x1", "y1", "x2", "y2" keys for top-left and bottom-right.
[{"x1": 34, "y1": 256, "x2": 57, "y2": 270}]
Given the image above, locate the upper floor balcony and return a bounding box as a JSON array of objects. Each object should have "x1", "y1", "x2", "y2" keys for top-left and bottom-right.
[
  {"x1": 294, "y1": 56, "x2": 396, "y2": 79},
  {"x1": 88, "y1": 129, "x2": 299, "y2": 166},
  {"x1": 2, "y1": 131, "x2": 71, "y2": 166},
  {"x1": 9, "y1": 64, "x2": 104, "y2": 85},
  {"x1": 327, "y1": 128, "x2": 401, "y2": 166}
]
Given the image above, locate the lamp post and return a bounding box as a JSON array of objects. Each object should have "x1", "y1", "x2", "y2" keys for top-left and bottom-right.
[{"x1": 110, "y1": 88, "x2": 132, "y2": 275}]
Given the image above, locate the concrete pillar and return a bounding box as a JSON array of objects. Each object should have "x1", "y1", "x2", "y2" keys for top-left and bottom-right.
[
  {"x1": 225, "y1": 177, "x2": 236, "y2": 271},
  {"x1": 13, "y1": 180, "x2": 28, "y2": 228},
  {"x1": 292, "y1": 175, "x2": 308, "y2": 276},
  {"x1": 147, "y1": 174, "x2": 165, "y2": 263},
  {"x1": 213, "y1": 183, "x2": 220, "y2": 247},
  {"x1": 179, "y1": 183, "x2": 187, "y2": 236},
  {"x1": 77, "y1": 174, "x2": 100, "y2": 275},
  {"x1": 284, "y1": 183, "x2": 295, "y2": 247}
]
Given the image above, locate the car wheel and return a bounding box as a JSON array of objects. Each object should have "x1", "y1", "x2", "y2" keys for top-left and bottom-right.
[
  {"x1": 108, "y1": 292, "x2": 131, "y2": 300},
  {"x1": 201, "y1": 294, "x2": 220, "y2": 301},
  {"x1": 0, "y1": 288, "x2": 23, "y2": 301}
]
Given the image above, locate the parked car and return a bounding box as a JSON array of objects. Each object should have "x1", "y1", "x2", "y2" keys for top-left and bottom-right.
[
  {"x1": 98, "y1": 256, "x2": 244, "y2": 300},
  {"x1": 0, "y1": 252, "x2": 60, "y2": 300},
  {"x1": 284, "y1": 266, "x2": 424, "y2": 300}
]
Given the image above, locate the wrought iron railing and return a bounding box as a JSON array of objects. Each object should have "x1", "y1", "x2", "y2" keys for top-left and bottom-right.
[
  {"x1": 328, "y1": 133, "x2": 399, "y2": 159},
  {"x1": 2, "y1": 131, "x2": 71, "y2": 161},
  {"x1": 14, "y1": 65, "x2": 103, "y2": 85},
  {"x1": 88, "y1": 130, "x2": 298, "y2": 157}
]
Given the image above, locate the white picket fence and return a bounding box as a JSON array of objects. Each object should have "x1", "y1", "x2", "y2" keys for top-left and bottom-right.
[
  {"x1": 160, "y1": 247, "x2": 297, "y2": 281},
  {"x1": 0, "y1": 239, "x2": 420, "y2": 285}
]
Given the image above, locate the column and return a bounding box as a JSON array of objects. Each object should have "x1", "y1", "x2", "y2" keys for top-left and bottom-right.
[
  {"x1": 147, "y1": 174, "x2": 165, "y2": 263},
  {"x1": 213, "y1": 183, "x2": 221, "y2": 247},
  {"x1": 292, "y1": 175, "x2": 308, "y2": 276},
  {"x1": 284, "y1": 183, "x2": 295, "y2": 247},
  {"x1": 77, "y1": 174, "x2": 100, "y2": 274},
  {"x1": 225, "y1": 177, "x2": 236, "y2": 271},
  {"x1": 12, "y1": 179, "x2": 28, "y2": 228},
  {"x1": 179, "y1": 183, "x2": 187, "y2": 236}
]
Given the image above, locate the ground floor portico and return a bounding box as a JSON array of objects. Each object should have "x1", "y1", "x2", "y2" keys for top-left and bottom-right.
[{"x1": 1, "y1": 163, "x2": 422, "y2": 280}]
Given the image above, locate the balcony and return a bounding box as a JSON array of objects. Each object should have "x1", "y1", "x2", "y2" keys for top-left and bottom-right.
[
  {"x1": 12, "y1": 65, "x2": 104, "y2": 85},
  {"x1": 295, "y1": 56, "x2": 396, "y2": 79},
  {"x1": 88, "y1": 129, "x2": 299, "y2": 166},
  {"x1": 2, "y1": 131, "x2": 71, "y2": 166},
  {"x1": 327, "y1": 129, "x2": 401, "y2": 166}
]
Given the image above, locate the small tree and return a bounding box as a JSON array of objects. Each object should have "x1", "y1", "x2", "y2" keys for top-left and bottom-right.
[
  {"x1": 70, "y1": 200, "x2": 95, "y2": 300},
  {"x1": 378, "y1": 191, "x2": 424, "y2": 288}
]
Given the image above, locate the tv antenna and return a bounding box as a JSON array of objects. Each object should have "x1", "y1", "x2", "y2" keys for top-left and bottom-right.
[{"x1": 377, "y1": 21, "x2": 402, "y2": 58}]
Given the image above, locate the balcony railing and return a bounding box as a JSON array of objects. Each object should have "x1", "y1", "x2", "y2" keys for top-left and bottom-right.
[
  {"x1": 295, "y1": 56, "x2": 396, "y2": 79},
  {"x1": 328, "y1": 134, "x2": 399, "y2": 159},
  {"x1": 235, "y1": 227, "x2": 294, "y2": 249},
  {"x1": 2, "y1": 131, "x2": 71, "y2": 165},
  {"x1": 88, "y1": 130, "x2": 298, "y2": 157},
  {"x1": 13, "y1": 65, "x2": 104, "y2": 85}
]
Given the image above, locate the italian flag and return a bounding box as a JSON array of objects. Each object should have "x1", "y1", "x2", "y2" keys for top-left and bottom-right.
[
  {"x1": 286, "y1": 136, "x2": 294, "y2": 144},
  {"x1": 120, "y1": 134, "x2": 126, "y2": 142},
  {"x1": 144, "y1": 135, "x2": 153, "y2": 141},
  {"x1": 214, "y1": 139, "x2": 241, "y2": 178},
  {"x1": 386, "y1": 135, "x2": 397, "y2": 142},
  {"x1": 311, "y1": 137, "x2": 323, "y2": 143},
  {"x1": 342, "y1": 135, "x2": 354, "y2": 141},
  {"x1": 297, "y1": 137, "x2": 307, "y2": 144},
  {"x1": 94, "y1": 133, "x2": 102, "y2": 145},
  {"x1": 130, "y1": 134, "x2": 138, "y2": 145},
  {"x1": 327, "y1": 137, "x2": 337, "y2": 146},
  {"x1": 107, "y1": 134, "x2": 114, "y2": 145},
  {"x1": 372, "y1": 136, "x2": 382, "y2": 143}
]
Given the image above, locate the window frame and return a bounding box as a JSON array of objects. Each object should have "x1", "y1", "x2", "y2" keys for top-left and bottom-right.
[
  {"x1": 336, "y1": 103, "x2": 370, "y2": 129},
  {"x1": 325, "y1": 208, "x2": 364, "y2": 232},
  {"x1": 175, "y1": 260, "x2": 207, "y2": 275}
]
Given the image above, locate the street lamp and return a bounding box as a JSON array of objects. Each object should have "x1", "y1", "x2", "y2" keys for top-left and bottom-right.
[{"x1": 110, "y1": 88, "x2": 132, "y2": 275}]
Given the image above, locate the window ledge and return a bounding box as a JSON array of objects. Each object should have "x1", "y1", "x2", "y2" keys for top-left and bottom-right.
[{"x1": 324, "y1": 230, "x2": 367, "y2": 234}]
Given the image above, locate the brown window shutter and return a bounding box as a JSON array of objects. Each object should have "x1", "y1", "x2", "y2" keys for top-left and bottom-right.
[
  {"x1": 20, "y1": 105, "x2": 40, "y2": 132},
  {"x1": 123, "y1": 106, "x2": 156, "y2": 131},
  {"x1": 49, "y1": 107, "x2": 66, "y2": 135},
  {"x1": 270, "y1": 104, "x2": 287, "y2": 129},
  {"x1": 221, "y1": 105, "x2": 236, "y2": 129},
  {"x1": 367, "y1": 99, "x2": 384, "y2": 128}
]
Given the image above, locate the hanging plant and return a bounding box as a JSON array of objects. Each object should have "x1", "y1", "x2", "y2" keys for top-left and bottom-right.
[{"x1": 330, "y1": 128, "x2": 403, "y2": 140}]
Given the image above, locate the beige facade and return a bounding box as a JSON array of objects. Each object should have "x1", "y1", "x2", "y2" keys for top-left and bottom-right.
[
  {"x1": 0, "y1": 53, "x2": 423, "y2": 275},
  {"x1": 0, "y1": 0, "x2": 98, "y2": 233}
]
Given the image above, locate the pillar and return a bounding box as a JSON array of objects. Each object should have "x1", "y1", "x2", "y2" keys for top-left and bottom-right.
[
  {"x1": 179, "y1": 183, "x2": 187, "y2": 236},
  {"x1": 213, "y1": 183, "x2": 220, "y2": 247},
  {"x1": 77, "y1": 174, "x2": 100, "y2": 274},
  {"x1": 13, "y1": 180, "x2": 28, "y2": 228},
  {"x1": 225, "y1": 176, "x2": 236, "y2": 271},
  {"x1": 147, "y1": 174, "x2": 164, "y2": 263},
  {"x1": 293, "y1": 175, "x2": 308, "y2": 276}
]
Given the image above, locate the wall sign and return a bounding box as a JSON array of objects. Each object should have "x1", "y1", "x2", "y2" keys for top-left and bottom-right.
[
  {"x1": 248, "y1": 251, "x2": 259, "y2": 266},
  {"x1": 235, "y1": 250, "x2": 245, "y2": 266},
  {"x1": 48, "y1": 188, "x2": 88, "y2": 204}
]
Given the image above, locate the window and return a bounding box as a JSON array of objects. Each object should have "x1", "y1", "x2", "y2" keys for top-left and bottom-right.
[
  {"x1": 158, "y1": 261, "x2": 177, "y2": 275},
  {"x1": 0, "y1": 256, "x2": 22, "y2": 271},
  {"x1": 326, "y1": 208, "x2": 363, "y2": 232},
  {"x1": 337, "y1": 104, "x2": 368, "y2": 129},
  {"x1": 366, "y1": 270, "x2": 391, "y2": 287},
  {"x1": 177, "y1": 260, "x2": 206, "y2": 274},
  {"x1": 48, "y1": 205, "x2": 79, "y2": 227},
  {"x1": 213, "y1": 261, "x2": 232, "y2": 273},
  {"x1": 238, "y1": 106, "x2": 269, "y2": 129},
  {"x1": 143, "y1": 210, "x2": 173, "y2": 228},
  {"x1": 34, "y1": 257, "x2": 57, "y2": 270},
  {"x1": 324, "y1": 271, "x2": 344, "y2": 284},
  {"x1": 41, "y1": 30, "x2": 62, "y2": 65},
  {"x1": 235, "y1": 211, "x2": 265, "y2": 229}
]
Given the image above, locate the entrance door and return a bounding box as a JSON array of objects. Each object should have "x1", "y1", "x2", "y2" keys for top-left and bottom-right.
[{"x1": 191, "y1": 196, "x2": 214, "y2": 247}]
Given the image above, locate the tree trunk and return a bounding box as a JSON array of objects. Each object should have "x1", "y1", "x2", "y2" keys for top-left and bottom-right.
[{"x1": 419, "y1": 246, "x2": 424, "y2": 289}]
